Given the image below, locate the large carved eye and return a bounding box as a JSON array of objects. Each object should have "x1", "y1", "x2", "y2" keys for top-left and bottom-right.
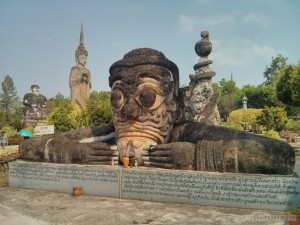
[
  {"x1": 139, "y1": 88, "x2": 156, "y2": 108},
  {"x1": 110, "y1": 90, "x2": 124, "y2": 109}
]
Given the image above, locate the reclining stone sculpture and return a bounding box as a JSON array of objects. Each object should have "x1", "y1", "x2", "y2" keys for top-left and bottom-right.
[{"x1": 20, "y1": 48, "x2": 295, "y2": 175}]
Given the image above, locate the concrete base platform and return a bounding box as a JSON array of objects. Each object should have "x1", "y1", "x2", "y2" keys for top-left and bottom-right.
[{"x1": 9, "y1": 161, "x2": 300, "y2": 211}]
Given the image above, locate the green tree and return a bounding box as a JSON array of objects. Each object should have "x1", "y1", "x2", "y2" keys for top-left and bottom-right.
[
  {"x1": 216, "y1": 79, "x2": 242, "y2": 120},
  {"x1": 46, "y1": 93, "x2": 70, "y2": 115},
  {"x1": 86, "y1": 91, "x2": 112, "y2": 127},
  {"x1": 242, "y1": 84, "x2": 283, "y2": 109},
  {"x1": 0, "y1": 75, "x2": 21, "y2": 126},
  {"x1": 276, "y1": 64, "x2": 300, "y2": 107},
  {"x1": 263, "y1": 54, "x2": 287, "y2": 85},
  {"x1": 218, "y1": 78, "x2": 240, "y2": 95},
  {"x1": 218, "y1": 94, "x2": 240, "y2": 120},
  {"x1": 46, "y1": 101, "x2": 81, "y2": 133},
  {"x1": 257, "y1": 106, "x2": 287, "y2": 131},
  {"x1": 9, "y1": 107, "x2": 23, "y2": 131}
]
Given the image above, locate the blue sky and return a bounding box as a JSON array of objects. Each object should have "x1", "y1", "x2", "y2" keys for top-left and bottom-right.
[{"x1": 0, "y1": 0, "x2": 299, "y2": 99}]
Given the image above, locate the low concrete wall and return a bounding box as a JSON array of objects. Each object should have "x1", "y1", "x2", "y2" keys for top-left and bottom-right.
[{"x1": 9, "y1": 161, "x2": 300, "y2": 211}]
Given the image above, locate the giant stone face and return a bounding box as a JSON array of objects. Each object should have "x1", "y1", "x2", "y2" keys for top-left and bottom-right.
[{"x1": 110, "y1": 65, "x2": 177, "y2": 165}]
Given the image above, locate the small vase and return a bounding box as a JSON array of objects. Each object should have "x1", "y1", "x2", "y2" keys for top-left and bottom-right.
[
  {"x1": 123, "y1": 157, "x2": 129, "y2": 168},
  {"x1": 73, "y1": 187, "x2": 82, "y2": 196}
]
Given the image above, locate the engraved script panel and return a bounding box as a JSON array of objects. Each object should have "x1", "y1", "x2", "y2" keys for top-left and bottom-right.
[
  {"x1": 9, "y1": 161, "x2": 119, "y2": 197},
  {"x1": 122, "y1": 169, "x2": 300, "y2": 211}
]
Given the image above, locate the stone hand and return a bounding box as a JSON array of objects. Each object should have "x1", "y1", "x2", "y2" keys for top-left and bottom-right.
[
  {"x1": 81, "y1": 74, "x2": 89, "y2": 82},
  {"x1": 142, "y1": 142, "x2": 196, "y2": 170},
  {"x1": 49, "y1": 140, "x2": 118, "y2": 165},
  {"x1": 79, "y1": 142, "x2": 119, "y2": 165}
]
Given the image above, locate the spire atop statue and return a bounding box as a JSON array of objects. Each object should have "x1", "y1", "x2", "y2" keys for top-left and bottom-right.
[
  {"x1": 79, "y1": 22, "x2": 84, "y2": 46},
  {"x1": 75, "y1": 23, "x2": 88, "y2": 60}
]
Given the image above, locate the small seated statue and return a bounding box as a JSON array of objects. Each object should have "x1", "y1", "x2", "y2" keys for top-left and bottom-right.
[
  {"x1": 23, "y1": 85, "x2": 47, "y2": 127},
  {"x1": 20, "y1": 48, "x2": 295, "y2": 175}
]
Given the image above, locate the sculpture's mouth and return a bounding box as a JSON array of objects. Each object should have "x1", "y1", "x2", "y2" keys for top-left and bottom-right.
[{"x1": 115, "y1": 121, "x2": 165, "y2": 144}]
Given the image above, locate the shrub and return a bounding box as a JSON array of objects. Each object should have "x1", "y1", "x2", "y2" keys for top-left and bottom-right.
[
  {"x1": 284, "y1": 119, "x2": 300, "y2": 133},
  {"x1": 257, "y1": 106, "x2": 287, "y2": 131},
  {"x1": 221, "y1": 122, "x2": 243, "y2": 131},
  {"x1": 262, "y1": 129, "x2": 280, "y2": 139},
  {"x1": 227, "y1": 108, "x2": 262, "y2": 132}
]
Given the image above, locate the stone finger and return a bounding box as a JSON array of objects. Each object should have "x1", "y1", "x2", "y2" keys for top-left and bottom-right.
[
  {"x1": 110, "y1": 145, "x2": 117, "y2": 151},
  {"x1": 90, "y1": 142, "x2": 112, "y2": 150},
  {"x1": 142, "y1": 150, "x2": 172, "y2": 157},
  {"x1": 142, "y1": 156, "x2": 172, "y2": 163},
  {"x1": 153, "y1": 144, "x2": 174, "y2": 150}
]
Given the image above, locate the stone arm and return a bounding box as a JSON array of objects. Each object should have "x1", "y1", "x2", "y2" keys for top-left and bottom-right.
[
  {"x1": 23, "y1": 93, "x2": 35, "y2": 107},
  {"x1": 39, "y1": 95, "x2": 47, "y2": 108},
  {"x1": 69, "y1": 66, "x2": 82, "y2": 87},
  {"x1": 69, "y1": 66, "x2": 91, "y2": 86},
  {"x1": 82, "y1": 68, "x2": 92, "y2": 88},
  {"x1": 20, "y1": 124, "x2": 119, "y2": 165},
  {"x1": 142, "y1": 122, "x2": 295, "y2": 175}
]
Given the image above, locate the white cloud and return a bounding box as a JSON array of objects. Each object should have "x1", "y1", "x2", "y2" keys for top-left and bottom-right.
[
  {"x1": 252, "y1": 44, "x2": 274, "y2": 56},
  {"x1": 210, "y1": 39, "x2": 275, "y2": 66},
  {"x1": 179, "y1": 14, "x2": 199, "y2": 32},
  {"x1": 242, "y1": 12, "x2": 271, "y2": 26},
  {"x1": 178, "y1": 13, "x2": 234, "y2": 32},
  {"x1": 201, "y1": 14, "x2": 234, "y2": 27}
]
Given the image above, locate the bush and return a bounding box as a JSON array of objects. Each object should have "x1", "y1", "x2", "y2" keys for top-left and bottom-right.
[
  {"x1": 262, "y1": 129, "x2": 280, "y2": 139},
  {"x1": 221, "y1": 122, "x2": 243, "y2": 131},
  {"x1": 1, "y1": 126, "x2": 18, "y2": 137},
  {"x1": 227, "y1": 108, "x2": 262, "y2": 132},
  {"x1": 284, "y1": 119, "x2": 300, "y2": 133},
  {"x1": 257, "y1": 106, "x2": 287, "y2": 131}
]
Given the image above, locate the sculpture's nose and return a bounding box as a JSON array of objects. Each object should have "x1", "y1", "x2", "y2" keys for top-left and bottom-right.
[{"x1": 121, "y1": 98, "x2": 140, "y2": 119}]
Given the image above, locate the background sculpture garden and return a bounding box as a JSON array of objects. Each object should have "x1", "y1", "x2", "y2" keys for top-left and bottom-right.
[
  {"x1": 22, "y1": 84, "x2": 47, "y2": 127},
  {"x1": 20, "y1": 33, "x2": 295, "y2": 175},
  {"x1": 69, "y1": 25, "x2": 92, "y2": 110}
]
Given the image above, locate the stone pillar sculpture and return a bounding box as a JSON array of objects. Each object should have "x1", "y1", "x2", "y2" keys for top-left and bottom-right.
[
  {"x1": 69, "y1": 24, "x2": 91, "y2": 109},
  {"x1": 188, "y1": 31, "x2": 221, "y2": 125},
  {"x1": 23, "y1": 85, "x2": 47, "y2": 127},
  {"x1": 176, "y1": 31, "x2": 221, "y2": 125}
]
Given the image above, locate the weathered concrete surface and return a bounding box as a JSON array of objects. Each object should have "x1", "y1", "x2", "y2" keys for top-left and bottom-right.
[{"x1": 0, "y1": 187, "x2": 290, "y2": 225}]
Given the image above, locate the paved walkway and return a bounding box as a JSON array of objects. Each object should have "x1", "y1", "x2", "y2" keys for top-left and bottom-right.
[{"x1": 0, "y1": 187, "x2": 293, "y2": 225}]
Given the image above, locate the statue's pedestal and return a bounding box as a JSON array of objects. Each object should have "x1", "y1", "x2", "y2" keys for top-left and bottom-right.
[{"x1": 9, "y1": 161, "x2": 300, "y2": 211}]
